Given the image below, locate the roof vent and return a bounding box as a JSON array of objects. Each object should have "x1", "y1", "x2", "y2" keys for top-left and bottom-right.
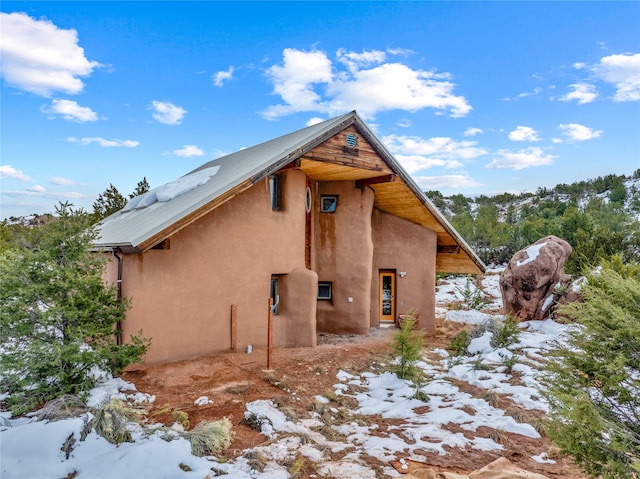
[{"x1": 345, "y1": 133, "x2": 358, "y2": 148}]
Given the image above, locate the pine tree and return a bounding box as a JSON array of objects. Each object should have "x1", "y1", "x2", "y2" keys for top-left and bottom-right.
[
  {"x1": 0, "y1": 202, "x2": 149, "y2": 414},
  {"x1": 542, "y1": 259, "x2": 640, "y2": 478},
  {"x1": 392, "y1": 314, "x2": 423, "y2": 380},
  {"x1": 92, "y1": 183, "x2": 127, "y2": 221},
  {"x1": 129, "y1": 177, "x2": 150, "y2": 199}
]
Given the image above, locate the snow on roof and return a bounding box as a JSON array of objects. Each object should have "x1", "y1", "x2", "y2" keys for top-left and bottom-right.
[{"x1": 122, "y1": 166, "x2": 221, "y2": 212}]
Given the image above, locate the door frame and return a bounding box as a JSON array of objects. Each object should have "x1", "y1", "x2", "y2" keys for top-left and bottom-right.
[{"x1": 379, "y1": 269, "x2": 396, "y2": 323}]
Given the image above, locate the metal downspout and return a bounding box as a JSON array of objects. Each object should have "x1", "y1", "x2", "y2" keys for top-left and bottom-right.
[{"x1": 112, "y1": 248, "x2": 123, "y2": 346}]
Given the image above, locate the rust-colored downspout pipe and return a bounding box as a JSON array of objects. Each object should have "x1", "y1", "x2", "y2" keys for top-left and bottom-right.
[{"x1": 112, "y1": 248, "x2": 123, "y2": 346}]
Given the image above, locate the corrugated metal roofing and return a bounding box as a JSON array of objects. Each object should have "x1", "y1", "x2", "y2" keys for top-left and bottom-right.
[{"x1": 94, "y1": 111, "x2": 485, "y2": 273}]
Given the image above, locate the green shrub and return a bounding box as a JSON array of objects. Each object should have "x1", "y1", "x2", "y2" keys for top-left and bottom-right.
[
  {"x1": 0, "y1": 203, "x2": 150, "y2": 414},
  {"x1": 490, "y1": 315, "x2": 521, "y2": 349},
  {"x1": 392, "y1": 316, "x2": 423, "y2": 380},
  {"x1": 449, "y1": 329, "x2": 471, "y2": 356},
  {"x1": 542, "y1": 264, "x2": 640, "y2": 478}
]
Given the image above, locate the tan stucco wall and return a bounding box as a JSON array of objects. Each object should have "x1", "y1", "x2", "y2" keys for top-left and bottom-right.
[
  {"x1": 314, "y1": 181, "x2": 374, "y2": 335},
  {"x1": 104, "y1": 170, "x2": 441, "y2": 364},
  {"x1": 115, "y1": 169, "x2": 316, "y2": 363},
  {"x1": 371, "y1": 209, "x2": 438, "y2": 331}
]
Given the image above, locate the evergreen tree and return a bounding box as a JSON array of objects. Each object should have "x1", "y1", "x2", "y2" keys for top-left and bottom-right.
[
  {"x1": 92, "y1": 183, "x2": 127, "y2": 221},
  {"x1": 542, "y1": 259, "x2": 640, "y2": 478},
  {"x1": 0, "y1": 202, "x2": 149, "y2": 414},
  {"x1": 129, "y1": 177, "x2": 150, "y2": 199},
  {"x1": 392, "y1": 316, "x2": 423, "y2": 380}
]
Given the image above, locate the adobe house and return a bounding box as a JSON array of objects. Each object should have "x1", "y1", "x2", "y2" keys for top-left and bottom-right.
[{"x1": 96, "y1": 111, "x2": 485, "y2": 364}]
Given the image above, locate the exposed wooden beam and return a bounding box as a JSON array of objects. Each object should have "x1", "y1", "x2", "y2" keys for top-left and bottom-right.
[
  {"x1": 437, "y1": 245, "x2": 460, "y2": 254},
  {"x1": 355, "y1": 174, "x2": 396, "y2": 188}
]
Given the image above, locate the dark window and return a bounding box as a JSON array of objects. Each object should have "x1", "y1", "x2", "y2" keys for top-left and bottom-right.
[
  {"x1": 270, "y1": 276, "x2": 280, "y2": 314},
  {"x1": 320, "y1": 195, "x2": 338, "y2": 213},
  {"x1": 269, "y1": 174, "x2": 280, "y2": 211},
  {"x1": 150, "y1": 238, "x2": 170, "y2": 250},
  {"x1": 318, "y1": 282, "x2": 332, "y2": 300}
]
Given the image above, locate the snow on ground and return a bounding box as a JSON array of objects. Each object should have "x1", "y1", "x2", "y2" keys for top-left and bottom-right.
[{"x1": 1, "y1": 273, "x2": 571, "y2": 479}]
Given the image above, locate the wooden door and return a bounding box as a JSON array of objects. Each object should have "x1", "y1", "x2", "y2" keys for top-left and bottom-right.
[{"x1": 379, "y1": 270, "x2": 396, "y2": 323}]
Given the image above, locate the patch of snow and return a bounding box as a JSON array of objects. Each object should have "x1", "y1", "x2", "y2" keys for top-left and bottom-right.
[
  {"x1": 446, "y1": 309, "x2": 493, "y2": 325},
  {"x1": 532, "y1": 452, "x2": 556, "y2": 464},
  {"x1": 541, "y1": 294, "x2": 554, "y2": 312},
  {"x1": 194, "y1": 396, "x2": 213, "y2": 406},
  {"x1": 122, "y1": 166, "x2": 220, "y2": 211},
  {"x1": 515, "y1": 242, "x2": 546, "y2": 267}
]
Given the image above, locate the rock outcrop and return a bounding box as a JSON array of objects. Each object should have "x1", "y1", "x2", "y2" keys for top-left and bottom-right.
[{"x1": 500, "y1": 235, "x2": 572, "y2": 320}]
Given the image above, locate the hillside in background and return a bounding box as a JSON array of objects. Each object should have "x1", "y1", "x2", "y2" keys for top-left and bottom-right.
[{"x1": 427, "y1": 169, "x2": 640, "y2": 274}]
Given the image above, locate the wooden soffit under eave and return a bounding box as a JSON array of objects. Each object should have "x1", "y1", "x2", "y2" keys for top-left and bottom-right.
[
  {"x1": 136, "y1": 178, "x2": 254, "y2": 252},
  {"x1": 436, "y1": 251, "x2": 484, "y2": 274}
]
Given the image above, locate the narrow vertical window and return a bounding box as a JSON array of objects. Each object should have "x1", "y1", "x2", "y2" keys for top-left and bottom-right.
[
  {"x1": 269, "y1": 174, "x2": 280, "y2": 211},
  {"x1": 270, "y1": 276, "x2": 280, "y2": 315}
]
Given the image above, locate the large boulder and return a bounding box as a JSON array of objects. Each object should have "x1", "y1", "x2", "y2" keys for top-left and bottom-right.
[{"x1": 500, "y1": 235, "x2": 572, "y2": 320}]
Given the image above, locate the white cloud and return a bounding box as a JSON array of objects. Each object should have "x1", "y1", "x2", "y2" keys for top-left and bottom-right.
[
  {"x1": 486, "y1": 147, "x2": 555, "y2": 170},
  {"x1": 263, "y1": 48, "x2": 471, "y2": 119},
  {"x1": 395, "y1": 155, "x2": 463, "y2": 173},
  {"x1": 508, "y1": 126, "x2": 540, "y2": 142},
  {"x1": 328, "y1": 62, "x2": 471, "y2": 118},
  {"x1": 336, "y1": 48, "x2": 387, "y2": 74},
  {"x1": 0, "y1": 12, "x2": 101, "y2": 96},
  {"x1": 264, "y1": 48, "x2": 333, "y2": 118},
  {"x1": 559, "y1": 83, "x2": 598, "y2": 104},
  {"x1": 27, "y1": 184, "x2": 46, "y2": 193},
  {"x1": 213, "y1": 66, "x2": 234, "y2": 87},
  {"x1": 3, "y1": 188, "x2": 86, "y2": 199},
  {"x1": 49, "y1": 176, "x2": 75, "y2": 185},
  {"x1": 502, "y1": 87, "x2": 543, "y2": 101},
  {"x1": 397, "y1": 119, "x2": 412, "y2": 128},
  {"x1": 151, "y1": 100, "x2": 187, "y2": 125},
  {"x1": 305, "y1": 117, "x2": 325, "y2": 127},
  {"x1": 382, "y1": 134, "x2": 487, "y2": 173},
  {"x1": 413, "y1": 174, "x2": 481, "y2": 190},
  {"x1": 464, "y1": 127, "x2": 483, "y2": 137},
  {"x1": 0, "y1": 165, "x2": 31, "y2": 181},
  {"x1": 42, "y1": 99, "x2": 98, "y2": 122},
  {"x1": 593, "y1": 53, "x2": 640, "y2": 101},
  {"x1": 172, "y1": 145, "x2": 205, "y2": 157},
  {"x1": 558, "y1": 123, "x2": 602, "y2": 141},
  {"x1": 67, "y1": 137, "x2": 139, "y2": 148}
]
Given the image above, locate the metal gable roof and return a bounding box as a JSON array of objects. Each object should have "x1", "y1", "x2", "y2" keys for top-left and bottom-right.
[
  {"x1": 94, "y1": 112, "x2": 355, "y2": 251},
  {"x1": 94, "y1": 111, "x2": 485, "y2": 274}
]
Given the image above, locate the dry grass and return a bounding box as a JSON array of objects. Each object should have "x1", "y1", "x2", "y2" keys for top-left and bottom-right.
[
  {"x1": 311, "y1": 424, "x2": 348, "y2": 442},
  {"x1": 92, "y1": 398, "x2": 144, "y2": 445},
  {"x1": 35, "y1": 394, "x2": 88, "y2": 422},
  {"x1": 182, "y1": 418, "x2": 235, "y2": 457},
  {"x1": 244, "y1": 450, "x2": 268, "y2": 472}
]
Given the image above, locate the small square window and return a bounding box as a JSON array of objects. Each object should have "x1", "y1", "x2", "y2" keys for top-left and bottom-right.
[
  {"x1": 318, "y1": 282, "x2": 332, "y2": 300},
  {"x1": 320, "y1": 195, "x2": 338, "y2": 213}
]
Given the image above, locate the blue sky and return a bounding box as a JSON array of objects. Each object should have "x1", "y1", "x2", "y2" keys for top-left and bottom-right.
[{"x1": 1, "y1": 1, "x2": 639, "y2": 219}]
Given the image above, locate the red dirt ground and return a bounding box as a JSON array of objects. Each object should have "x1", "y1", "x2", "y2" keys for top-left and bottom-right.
[{"x1": 123, "y1": 325, "x2": 589, "y2": 478}]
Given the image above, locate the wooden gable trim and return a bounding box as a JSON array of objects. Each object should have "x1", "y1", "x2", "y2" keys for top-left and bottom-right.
[{"x1": 303, "y1": 125, "x2": 392, "y2": 174}]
